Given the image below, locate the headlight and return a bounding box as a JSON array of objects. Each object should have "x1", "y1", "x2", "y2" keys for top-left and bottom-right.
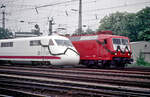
[{"x1": 128, "y1": 53, "x2": 130, "y2": 56}]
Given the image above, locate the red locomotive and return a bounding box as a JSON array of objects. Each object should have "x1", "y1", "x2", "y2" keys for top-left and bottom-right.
[{"x1": 69, "y1": 31, "x2": 133, "y2": 68}]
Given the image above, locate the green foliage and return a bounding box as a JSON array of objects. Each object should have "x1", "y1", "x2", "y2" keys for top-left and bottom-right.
[
  {"x1": 73, "y1": 28, "x2": 84, "y2": 35},
  {"x1": 138, "y1": 28, "x2": 150, "y2": 41},
  {"x1": 0, "y1": 27, "x2": 13, "y2": 39},
  {"x1": 136, "y1": 51, "x2": 150, "y2": 66},
  {"x1": 136, "y1": 7, "x2": 150, "y2": 41},
  {"x1": 99, "y1": 12, "x2": 127, "y2": 34},
  {"x1": 98, "y1": 7, "x2": 150, "y2": 42},
  {"x1": 85, "y1": 28, "x2": 95, "y2": 34},
  {"x1": 72, "y1": 28, "x2": 95, "y2": 35}
]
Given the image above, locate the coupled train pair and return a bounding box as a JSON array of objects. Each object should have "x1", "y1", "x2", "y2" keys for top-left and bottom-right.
[{"x1": 0, "y1": 31, "x2": 133, "y2": 68}]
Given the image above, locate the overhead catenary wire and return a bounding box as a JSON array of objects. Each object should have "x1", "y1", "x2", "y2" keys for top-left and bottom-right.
[
  {"x1": 1, "y1": 0, "x2": 150, "y2": 32},
  {"x1": 36, "y1": 0, "x2": 79, "y2": 9},
  {"x1": 94, "y1": 1, "x2": 150, "y2": 11},
  {"x1": 1, "y1": 0, "x2": 150, "y2": 13},
  {"x1": 3, "y1": 0, "x2": 149, "y2": 17}
]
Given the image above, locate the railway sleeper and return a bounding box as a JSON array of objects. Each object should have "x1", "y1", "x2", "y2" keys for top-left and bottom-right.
[
  {"x1": 0, "y1": 69, "x2": 150, "y2": 88},
  {"x1": 0, "y1": 76, "x2": 150, "y2": 97}
]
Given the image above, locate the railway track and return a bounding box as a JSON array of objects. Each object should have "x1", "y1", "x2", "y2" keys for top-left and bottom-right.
[{"x1": 0, "y1": 65, "x2": 150, "y2": 97}]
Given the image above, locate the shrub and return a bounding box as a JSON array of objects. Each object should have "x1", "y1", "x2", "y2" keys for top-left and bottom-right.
[{"x1": 136, "y1": 51, "x2": 150, "y2": 66}]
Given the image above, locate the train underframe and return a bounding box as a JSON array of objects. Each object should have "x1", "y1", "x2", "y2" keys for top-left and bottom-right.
[{"x1": 80, "y1": 57, "x2": 133, "y2": 68}]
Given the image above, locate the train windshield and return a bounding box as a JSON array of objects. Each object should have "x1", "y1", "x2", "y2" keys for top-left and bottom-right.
[
  {"x1": 113, "y1": 38, "x2": 129, "y2": 45},
  {"x1": 121, "y1": 39, "x2": 128, "y2": 45},
  {"x1": 55, "y1": 39, "x2": 73, "y2": 47},
  {"x1": 113, "y1": 38, "x2": 121, "y2": 44}
]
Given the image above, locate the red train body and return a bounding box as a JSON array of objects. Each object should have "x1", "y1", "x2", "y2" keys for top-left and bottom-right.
[{"x1": 69, "y1": 32, "x2": 133, "y2": 68}]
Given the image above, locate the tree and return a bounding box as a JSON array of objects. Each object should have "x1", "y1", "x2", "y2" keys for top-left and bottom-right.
[
  {"x1": 98, "y1": 12, "x2": 139, "y2": 41},
  {"x1": 72, "y1": 28, "x2": 95, "y2": 36},
  {"x1": 136, "y1": 7, "x2": 150, "y2": 41},
  {"x1": 72, "y1": 28, "x2": 84, "y2": 35},
  {"x1": 98, "y1": 7, "x2": 150, "y2": 42},
  {"x1": 122, "y1": 13, "x2": 139, "y2": 41},
  {"x1": 0, "y1": 27, "x2": 13, "y2": 39},
  {"x1": 84, "y1": 28, "x2": 95, "y2": 34},
  {"x1": 98, "y1": 12, "x2": 127, "y2": 34},
  {"x1": 138, "y1": 28, "x2": 150, "y2": 41}
]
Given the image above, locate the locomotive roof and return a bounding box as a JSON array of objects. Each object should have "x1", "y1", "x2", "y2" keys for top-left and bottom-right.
[
  {"x1": 0, "y1": 35, "x2": 68, "y2": 42},
  {"x1": 98, "y1": 34, "x2": 129, "y2": 39},
  {"x1": 69, "y1": 34, "x2": 129, "y2": 42},
  {"x1": 71, "y1": 34, "x2": 128, "y2": 38}
]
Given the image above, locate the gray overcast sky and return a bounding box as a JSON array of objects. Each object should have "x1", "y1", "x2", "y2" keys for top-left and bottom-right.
[{"x1": 0, "y1": 0, "x2": 150, "y2": 35}]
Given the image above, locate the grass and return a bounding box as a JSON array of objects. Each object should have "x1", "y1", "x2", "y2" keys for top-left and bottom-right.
[
  {"x1": 134, "y1": 51, "x2": 150, "y2": 67},
  {"x1": 128, "y1": 51, "x2": 150, "y2": 67}
]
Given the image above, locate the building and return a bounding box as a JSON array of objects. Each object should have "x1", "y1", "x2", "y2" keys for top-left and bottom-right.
[{"x1": 131, "y1": 41, "x2": 150, "y2": 63}]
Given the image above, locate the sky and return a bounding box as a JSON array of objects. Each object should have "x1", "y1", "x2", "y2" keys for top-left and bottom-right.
[{"x1": 0, "y1": 0, "x2": 150, "y2": 35}]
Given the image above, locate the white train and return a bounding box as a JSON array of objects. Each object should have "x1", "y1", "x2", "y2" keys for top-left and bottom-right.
[{"x1": 0, "y1": 35, "x2": 80, "y2": 65}]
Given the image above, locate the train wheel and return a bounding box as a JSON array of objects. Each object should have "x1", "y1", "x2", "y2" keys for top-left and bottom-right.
[
  {"x1": 103, "y1": 63, "x2": 111, "y2": 69},
  {"x1": 81, "y1": 60, "x2": 91, "y2": 68},
  {"x1": 45, "y1": 61, "x2": 51, "y2": 65},
  {"x1": 8, "y1": 61, "x2": 15, "y2": 65},
  {"x1": 0, "y1": 61, "x2": 7, "y2": 65},
  {"x1": 39, "y1": 61, "x2": 51, "y2": 66},
  {"x1": 118, "y1": 64, "x2": 125, "y2": 69},
  {"x1": 100, "y1": 61, "x2": 111, "y2": 69},
  {"x1": 32, "y1": 61, "x2": 39, "y2": 66},
  {"x1": 86, "y1": 64, "x2": 93, "y2": 68}
]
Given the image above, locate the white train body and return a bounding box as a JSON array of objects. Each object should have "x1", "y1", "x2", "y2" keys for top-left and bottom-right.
[{"x1": 0, "y1": 35, "x2": 80, "y2": 65}]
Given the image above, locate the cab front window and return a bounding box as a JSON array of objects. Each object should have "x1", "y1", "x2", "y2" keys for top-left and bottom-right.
[
  {"x1": 122, "y1": 39, "x2": 128, "y2": 45},
  {"x1": 55, "y1": 39, "x2": 73, "y2": 47},
  {"x1": 112, "y1": 38, "x2": 121, "y2": 44},
  {"x1": 112, "y1": 38, "x2": 129, "y2": 45}
]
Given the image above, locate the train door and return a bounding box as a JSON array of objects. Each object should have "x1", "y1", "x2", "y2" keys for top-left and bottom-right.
[
  {"x1": 41, "y1": 46, "x2": 45, "y2": 62},
  {"x1": 43, "y1": 41, "x2": 55, "y2": 62},
  {"x1": 40, "y1": 39, "x2": 51, "y2": 63},
  {"x1": 102, "y1": 39, "x2": 110, "y2": 59},
  {"x1": 97, "y1": 39, "x2": 109, "y2": 59}
]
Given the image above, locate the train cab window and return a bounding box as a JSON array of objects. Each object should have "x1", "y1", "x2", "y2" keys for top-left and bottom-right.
[
  {"x1": 1, "y1": 42, "x2": 13, "y2": 47},
  {"x1": 30, "y1": 40, "x2": 41, "y2": 46},
  {"x1": 112, "y1": 38, "x2": 121, "y2": 44},
  {"x1": 55, "y1": 39, "x2": 73, "y2": 47},
  {"x1": 49, "y1": 39, "x2": 54, "y2": 45},
  {"x1": 121, "y1": 39, "x2": 128, "y2": 45}
]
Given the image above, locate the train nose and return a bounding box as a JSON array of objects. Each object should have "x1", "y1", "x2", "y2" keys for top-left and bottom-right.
[
  {"x1": 62, "y1": 48, "x2": 80, "y2": 65},
  {"x1": 51, "y1": 48, "x2": 80, "y2": 65}
]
